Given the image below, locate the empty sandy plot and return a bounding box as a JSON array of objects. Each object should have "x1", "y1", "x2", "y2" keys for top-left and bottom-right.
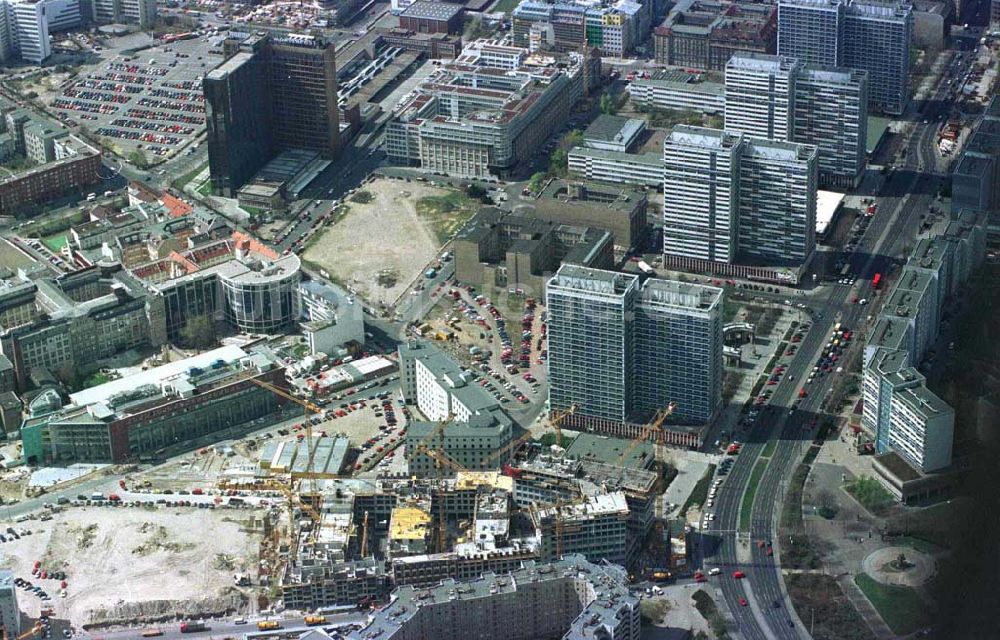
[
  {"x1": 302, "y1": 179, "x2": 460, "y2": 307},
  {"x1": 0, "y1": 507, "x2": 261, "y2": 626}
]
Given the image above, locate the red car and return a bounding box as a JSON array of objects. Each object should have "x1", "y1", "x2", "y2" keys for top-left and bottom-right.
[
  {"x1": 739, "y1": 597, "x2": 748, "y2": 607},
  {"x1": 733, "y1": 571, "x2": 746, "y2": 579},
  {"x1": 766, "y1": 547, "x2": 773, "y2": 557},
  {"x1": 694, "y1": 572, "x2": 708, "y2": 583}
]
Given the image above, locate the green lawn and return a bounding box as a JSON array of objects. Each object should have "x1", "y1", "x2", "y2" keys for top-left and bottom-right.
[
  {"x1": 761, "y1": 438, "x2": 778, "y2": 459},
  {"x1": 846, "y1": 476, "x2": 895, "y2": 516},
  {"x1": 79, "y1": 371, "x2": 110, "y2": 390},
  {"x1": 680, "y1": 464, "x2": 716, "y2": 517},
  {"x1": 781, "y1": 463, "x2": 810, "y2": 531},
  {"x1": 740, "y1": 459, "x2": 768, "y2": 530},
  {"x1": 172, "y1": 160, "x2": 208, "y2": 191},
  {"x1": 786, "y1": 574, "x2": 875, "y2": 640},
  {"x1": 42, "y1": 234, "x2": 68, "y2": 252},
  {"x1": 490, "y1": 0, "x2": 520, "y2": 13},
  {"x1": 854, "y1": 573, "x2": 933, "y2": 636}
]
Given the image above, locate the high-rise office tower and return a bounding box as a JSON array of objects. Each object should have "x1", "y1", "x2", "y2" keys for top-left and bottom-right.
[
  {"x1": 92, "y1": 0, "x2": 155, "y2": 28},
  {"x1": 724, "y1": 52, "x2": 868, "y2": 187},
  {"x1": 725, "y1": 53, "x2": 801, "y2": 142},
  {"x1": 777, "y1": 0, "x2": 843, "y2": 65},
  {"x1": 0, "y1": 5, "x2": 12, "y2": 63},
  {"x1": 0, "y1": 570, "x2": 18, "y2": 638},
  {"x1": 793, "y1": 65, "x2": 868, "y2": 187},
  {"x1": 205, "y1": 31, "x2": 339, "y2": 196},
  {"x1": 841, "y1": 1, "x2": 911, "y2": 115},
  {"x1": 546, "y1": 266, "x2": 637, "y2": 424},
  {"x1": 7, "y1": 0, "x2": 50, "y2": 64},
  {"x1": 546, "y1": 265, "x2": 723, "y2": 429},
  {"x1": 634, "y1": 278, "x2": 723, "y2": 425},
  {"x1": 737, "y1": 138, "x2": 818, "y2": 266},
  {"x1": 777, "y1": 0, "x2": 911, "y2": 115},
  {"x1": 662, "y1": 126, "x2": 742, "y2": 265},
  {"x1": 663, "y1": 124, "x2": 819, "y2": 274}
]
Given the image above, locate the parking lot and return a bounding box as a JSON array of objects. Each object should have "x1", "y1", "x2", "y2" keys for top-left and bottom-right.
[{"x1": 51, "y1": 38, "x2": 218, "y2": 161}]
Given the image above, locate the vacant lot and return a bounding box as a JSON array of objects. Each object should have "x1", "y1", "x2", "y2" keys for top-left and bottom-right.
[
  {"x1": 786, "y1": 574, "x2": 874, "y2": 640},
  {"x1": 0, "y1": 507, "x2": 261, "y2": 626},
  {"x1": 302, "y1": 178, "x2": 468, "y2": 307}
]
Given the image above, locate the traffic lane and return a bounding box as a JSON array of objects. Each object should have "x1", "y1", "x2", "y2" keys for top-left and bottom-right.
[
  {"x1": 728, "y1": 302, "x2": 845, "y2": 635},
  {"x1": 3, "y1": 475, "x2": 122, "y2": 521},
  {"x1": 741, "y1": 56, "x2": 950, "y2": 640}
]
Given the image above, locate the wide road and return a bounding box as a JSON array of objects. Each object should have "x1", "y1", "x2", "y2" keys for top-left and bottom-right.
[{"x1": 708, "y1": 46, "x2": 966, "y2": 638}]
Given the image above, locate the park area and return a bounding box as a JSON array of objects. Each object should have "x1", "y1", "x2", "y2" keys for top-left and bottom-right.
[
  {"x1": 0, "y1": 507, "x2": 262, "y2": 627},
  {"x1": 301, "y1": 177, "x2": 477, "y2": 308}
]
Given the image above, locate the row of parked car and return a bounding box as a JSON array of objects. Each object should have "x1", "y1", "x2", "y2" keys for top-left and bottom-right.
[
  {"x1": 53, "y1": 98, "x2": 118, "y2": 115},
  {"x1": 110, "y1": 118, "x2": 194, "y2": 135},
  {"x1": 125, "y1": 107, "x2": 204, "y2": 125},
  {"x1": 138, "y1": 96, "x2": 205, "y2": 114},
  {"x1": 107, "y1": 62, "x2": 169, "y2": 77},
  {"x1": 93, "y1": 71, "x2": 155, "y2": 86}
]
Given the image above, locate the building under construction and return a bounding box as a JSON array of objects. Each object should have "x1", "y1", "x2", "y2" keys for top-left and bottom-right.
[
  {"x1": 513, "y1": 454, "x2": 656, "y2": 565},
  {"x1": 530, "y1": 492, "x2": 630, "y2": 565}
]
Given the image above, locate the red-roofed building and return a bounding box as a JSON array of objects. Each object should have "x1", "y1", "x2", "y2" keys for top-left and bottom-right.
[{"x1": 161, "y1": 192, "x2": 194, "y2": 218}]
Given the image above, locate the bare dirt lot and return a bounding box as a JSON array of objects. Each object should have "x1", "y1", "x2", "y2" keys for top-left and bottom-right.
[
  {"x1": 302, "y1": 178, "x2": 473, "y2": 308},
  {"x1": 0, "y1": 507, "x2": 262, "y2": 626}
]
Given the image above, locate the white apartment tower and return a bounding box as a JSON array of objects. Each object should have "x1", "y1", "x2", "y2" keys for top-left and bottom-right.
[
  {"x1": 0, "y1": 570, "x2": 19, "y2": 638},
  {"x1": 793, "y1": 64, "x2": 869, "y2": 187},
  {"x1": 737, "y1": 138, "x2": 818, "y2": 266},
  {"x1": 662, "y1": 126, "x2": 742, "y2": 264},
  {"x1": 7, "y1": 0, "x2": 50, "y2": 64},
  {"x1": 725, "y1": 53, "x2": 801, "y2": 142}
]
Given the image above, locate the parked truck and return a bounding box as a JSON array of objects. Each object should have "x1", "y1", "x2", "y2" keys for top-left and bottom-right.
[
  {"x1": 304, "y1": 616, "x2": 326, "y2": 626},
  {"x1": 257, "y1": 621, "x2": 280, "y2": 631},
  {"x1": 637, "y1": 260, "x2": 655, "y2": 276},
  {"x1": 179, "y1": 622, "x2": 206, "y2": 633}
]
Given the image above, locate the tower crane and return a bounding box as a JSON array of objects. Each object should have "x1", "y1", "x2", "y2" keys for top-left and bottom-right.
[
  {"x1": 614, "y1": 403, "x2": 676, "y2": 485},
  {"x1": 2, "y1": 622, "x2": 43, "y2": 640}
]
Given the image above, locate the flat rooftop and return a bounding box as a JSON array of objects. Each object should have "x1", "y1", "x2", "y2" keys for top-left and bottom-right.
[
  {"x1": 401, "y1": 0, "x2": 462, "y2": 20},
  {"x1": 564, "y1": 432, "x2": 654, "y2": 469},
  {"x1": 583, "y1": 114, "x2": 645, "y2": 145},
  {"x1": 69, "y1": 345, "x2": 247, "y2": 407}
]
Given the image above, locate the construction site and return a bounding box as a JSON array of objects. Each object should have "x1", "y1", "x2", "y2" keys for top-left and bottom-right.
[{"x1": 0, "y1": 341, "x2": 700, "y2": 637}]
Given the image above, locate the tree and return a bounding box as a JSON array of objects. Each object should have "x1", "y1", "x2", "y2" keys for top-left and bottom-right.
[
  {"x1": 180, "y1": 314, "x2": 216, "y2": 350},
  {"x1": 557, "y1": 129, "x2": 584, "y2": 152},
  {"x1": 463, "y1": 16, "x2": 493, "y2": 40},
  {"x1": 599, "y1": 92, "x2": 617, "y2": 115},
  {"x1": 129, "y1": 149, "x2": 149, "y2": 169},
  {"x1": 548, "y1": 148, "x2": 568, "y2": 177},
  {"x1": 55, "y1": 362, "x2": 79, "y2": 390},
  {"x1": 466, "y1": 183, "x2": 488, "y2": 201},
  {"x1": 528, "y1": 172, "x2": 547, "y2": 194}
]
